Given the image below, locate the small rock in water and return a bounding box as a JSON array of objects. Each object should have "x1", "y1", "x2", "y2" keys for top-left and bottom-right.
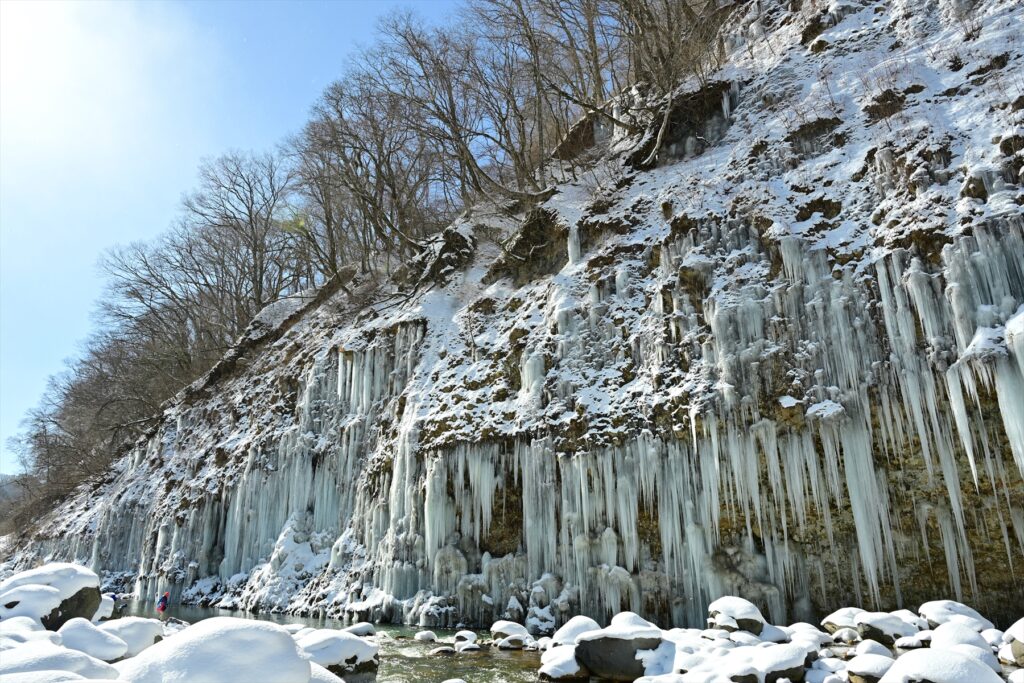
[
  {"x1": 344, "y1": 622, "x2": 376, "y2": 637},
  {"x1": 429, "y1": 645, "x2": 456, "y2": 656},
  {"x1": 414, "y1": 630, "x2": 437, "y2": 642}
]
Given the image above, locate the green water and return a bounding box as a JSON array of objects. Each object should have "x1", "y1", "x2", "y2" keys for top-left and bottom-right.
[{"x1": 122, "y1": 601, "x2": 540, "y2": 683}]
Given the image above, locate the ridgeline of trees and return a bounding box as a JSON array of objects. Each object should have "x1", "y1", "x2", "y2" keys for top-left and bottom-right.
[{"x1": 6, "y1": 0, "x2": 734, "y2": 528}]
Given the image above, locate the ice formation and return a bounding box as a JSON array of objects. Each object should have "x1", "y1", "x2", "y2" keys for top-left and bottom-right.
[{"x1": 9, "y1": 0, "x2": 1024, "y2": 633}]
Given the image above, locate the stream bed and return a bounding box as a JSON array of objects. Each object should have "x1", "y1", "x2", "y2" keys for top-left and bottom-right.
[{"x1": 121, "y1": 601, "x2": 541, "y2": 682}]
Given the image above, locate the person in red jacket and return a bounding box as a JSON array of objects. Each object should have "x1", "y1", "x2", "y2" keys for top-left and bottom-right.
[{"x1": 155, "y1": 591, "x2": 169, "y2": 620}]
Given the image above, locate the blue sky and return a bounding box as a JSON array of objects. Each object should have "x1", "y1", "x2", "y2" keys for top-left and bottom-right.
[{"x1": 0, "y1": 0, "x2": 458, "y2": 474}]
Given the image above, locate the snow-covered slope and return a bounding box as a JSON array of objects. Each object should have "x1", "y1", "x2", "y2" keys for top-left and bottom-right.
[{"x1": 10, "y1": 0, "x2": 1024, "y2": 630}]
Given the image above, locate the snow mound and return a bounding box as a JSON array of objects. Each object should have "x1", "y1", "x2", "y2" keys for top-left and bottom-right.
[
  {"x1": 930, "y1": 622, "x2": 989, "y2": 650},
  {"x1": 577, "y1": 612, "x2": 661, "y2": 641},
  {"x1": 878, "y1": 648, "x2": 1002, "y2": 683},
  {"x1": 918, "y1": 600, "x2": 993, "y2": 631},
  {"x1": 58, "y1": 618, "x2": 128, "y2": 662},
  {"x1": 490, "y1": 619, "x2": 530, "y2": 639},
  {"x1": 309, "y1": 662, "x2": 345, "y2": 682},
  {"x1": 295, "y1": 628, "x2": 378, "y2": 669},
  {"x1": 0, "y1": 672, "x2": 88, "y2": 683},
  {"x1": 540, "y1": 644, "x2": 583, "y2": 679},
  {"x1": 113, "y1": 616, "x2": 310, "y2": 683},
  {"x1": 0, "y1": 641, "x2": 118, "y2": 679},
  {"x1": 551, "y1": 615, "x2": 602, "y2": 646},
  {"x1": 97, "y1": 617, "x2": 163, "y2": 657},
  {"x1": 0, "y1": 564, "x2": 100, "y2": 601},
  {"x1": 0, "y1": 584, "x2": 63, "y2": 623}
]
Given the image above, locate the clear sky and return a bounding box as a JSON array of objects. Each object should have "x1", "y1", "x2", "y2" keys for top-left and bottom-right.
[{"x1": 0, "y1": 0, "x2": 458, "y2": 474}]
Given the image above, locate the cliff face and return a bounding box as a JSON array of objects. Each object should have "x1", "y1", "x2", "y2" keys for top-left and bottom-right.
[{"x1": 14, "y1": 0, "x2": 1024, "y2": 629}]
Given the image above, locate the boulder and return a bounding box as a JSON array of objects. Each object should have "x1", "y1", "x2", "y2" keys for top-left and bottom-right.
[
  {"x1": 846, "y1": 653, "x2": 894, "y2": 683},
  {"x1": 707, "y1": 597, "x2": 766, "y2": 636},
  {"x1": 575, "y1": 613, "x2": 663, "y2": 681},
  {"x1": 551, "y1": 616, "x2": 601, "y2": 647},
  {"x1": 1004, "y1": 617, "x2": 1024, "y2": 666},
  {"x1": 428, "y1": 645, "x2": 456, "y2": 656},
  {"x1": 42, "y1": 586, "x2": 102, "y2": 631},
  {"x1": 854, "y1": 613, "x2": 917, "y2": 648},
  {"x1": 540, "y1": 644, "x2": 590, "y2": 681},
  {"x1": 490, "y1": 619, "x2": 530, "y2": 640},
  {"x1": 821, "y1": 607, "x2": 865, "y2": 634}
]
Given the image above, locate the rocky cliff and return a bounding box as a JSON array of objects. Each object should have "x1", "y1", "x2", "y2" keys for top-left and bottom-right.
[{"x1": 11, "y1": 0, "x2": 1024, "y2": 630}]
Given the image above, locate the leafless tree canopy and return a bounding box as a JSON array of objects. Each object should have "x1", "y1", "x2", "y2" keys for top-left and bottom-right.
[{"x1": 9, "y1": 0, "x2": 729, "y2": 525}]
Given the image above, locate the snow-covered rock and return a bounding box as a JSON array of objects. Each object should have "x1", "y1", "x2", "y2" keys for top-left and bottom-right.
[
  {"x1": 847, "y1": 652, "x2": 894, "y2": 683},
  {"x1": 877, "y1": 647, "x2": 1002, "y2": 683},
  {"x1": 96, "y1": 617, "x2": 163, "y2": 657},
  {"x1": 538, "y1": 643, "x2": 588, "y2": 681},
  {"x1": 57, "y1": 618, "x2": 128, "y2": 662},
  {"x1": 113, "y1": 617, "x2": 309, "y2": 683},
  {"x1": 295, "y1": 628, "x2": 378, "y2": 674},
  {"x1": 822, "y1": 608, "x2": 865, "y2": 634},
  {"x1": 551, "y1": 615, "x2": 602, "y2": 647},
  {"x1": 342, "y1": 621, "x2": 376, "y2": 637},
  {"x1": 1004, "y1": 617, "x2": 1024, "y2": 666},
  {"x1": 574, "y1": 612, "x2": 663, "y2": 681},
  {"x1": 918, "y1": 600, "x2": 994, "y2": 632},
  {"x1": 0, "y1": 564, "x2": 101, "y2": 630},
  {"x1": 854, "y1": 612, "x2": 918, "y2": 647},
  {"x1": 490, "y1": 619, "x2": 530, "y2": 639},
  {"x1": 0, "y1": 641, "x2": 118, "y2": 679},
  {"x1": 707, "y1": 596, "x2": 765, "y2": 635},
  {"x1": 413, "y1": 629, "x2": 437, "y2": 642}
]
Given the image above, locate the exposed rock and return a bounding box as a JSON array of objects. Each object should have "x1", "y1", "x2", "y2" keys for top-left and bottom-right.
[{"x1": 42, "y1": 587, "x2": 101, "y2": 632}]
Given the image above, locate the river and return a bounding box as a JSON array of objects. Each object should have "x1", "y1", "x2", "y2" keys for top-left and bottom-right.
[{"x1": 120, "y1": 600, "x2": 541, "y2": 682}]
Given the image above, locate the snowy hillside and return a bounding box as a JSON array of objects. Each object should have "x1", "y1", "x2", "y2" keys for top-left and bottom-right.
[{"x1": 10, "y1": 0, "x2": 1024, "y2": 631}]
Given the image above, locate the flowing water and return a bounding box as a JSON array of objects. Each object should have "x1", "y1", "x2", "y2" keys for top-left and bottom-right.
[{"x1": 121, "y1": 601, "x2": 540, "y2": 682}]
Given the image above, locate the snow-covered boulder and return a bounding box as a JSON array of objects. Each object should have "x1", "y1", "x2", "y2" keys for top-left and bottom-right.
[
  {"x1": 58, "y1": 618, "x2": 128, "y2": 662},
  {"x1": 847, "y1": 652, "x2": 894, "y2": 683},
  {"x1": 917, "y1": 600, "x2": 993, "y2": 631},
  {"x1": 822, "y1": 607, "x2": 866, "y2": 634},
  {"x1": 0, "y1": 640, "x2": 118, "y2": 679},
  {"x1": 497, "y1": 633, "x2": 529, "y2": 649},
  {"x1": 453, "y1": 629, "x2": 477, "y2": 643},
  {"x1": 1003, "y1": 617, "x2": 1024, "y2": 666},
  {"x1": 413, "y1": 629, "x2": 437, "y2": 642},
  {"x1": 295, "y1": 628, "x2": 379, "y2": 675},
  {"x1": 114, "y1": 617, "x2": 309, "y2": 683},
  {"x1": 929, "y1": 622, "x2": 989, "y2": 651},
  {"x1": 551, "y1": 615, "x2": 601, "y2": 647},
  {"x1": 342, "y1": 621, "x2": 376, "y2": 637},
  {"x1": 0, "y1": 585, "x2": 63, "y2": 624},
  {"x1": 832, "y1": 627, "x2": 860, "y2": 644},
  {"x1": 490, "y1": 619, "x2": 530, "y2": 640},
  {"x1": 0, "y1": 563, "x2": 101, "y2": 630},
  {"x1": 854, "y1": 612, "x2": 918, "y2": 647},
  {"x1": 707, "y1": 596, "x2": 766, "y2": 635},
  {"x1": 97, "y1": 617, "x2": 163, "y2": 657},
  {"x1": 309, "y1": 662, "x2": 345, "y2": 683},
  {"x1": 575, "y1": 612, "x2": 663, "y2": 681},
  {"x1": 539, "y1": 643, "x2": 589, "y2": 681},
  {"x1": 878, "y1": 647, "x2": 1002, "y2": 683},
  {"x1": 455, "y1": 640, "x2": 480, "y2": 652},
  {"x1": 854, "y1": 639, "x2": 893, "y2": 657}
]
